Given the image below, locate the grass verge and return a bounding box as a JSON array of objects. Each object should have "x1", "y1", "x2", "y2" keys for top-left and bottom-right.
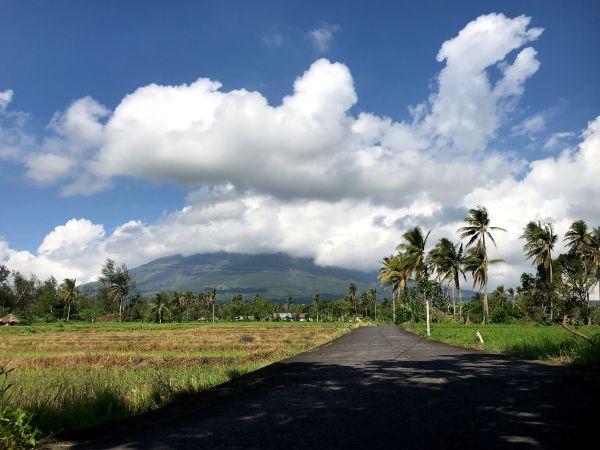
[{"x1": 403, "y1": 321, "x2": 600, "y2": 368}]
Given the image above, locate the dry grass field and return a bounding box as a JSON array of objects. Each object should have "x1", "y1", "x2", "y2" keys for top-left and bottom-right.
[{"x1": 0, "y1": 322, "x2": 352, "y2": 438}]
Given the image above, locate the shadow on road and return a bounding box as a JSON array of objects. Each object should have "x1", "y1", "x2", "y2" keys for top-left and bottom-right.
[{"x1": 63, "y1": 348, "x2": 598, "y2": 449}]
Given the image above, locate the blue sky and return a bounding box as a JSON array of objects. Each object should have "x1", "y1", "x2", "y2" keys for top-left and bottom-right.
[{"x1": 0, "y1": 1, "x2": 599, "y2": 285}]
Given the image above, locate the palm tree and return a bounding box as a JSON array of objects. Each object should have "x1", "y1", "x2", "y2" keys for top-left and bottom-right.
[
  {"x1": 58, "y1": 278, "x2": 77, "y2": 322},
  {"x1": 347, "y1": 283, "x2": 357, "y2": 313},
  {"x1": 591, "y1": 227, "x2": 600, "y2": 301},
  {"x1": 428, "y1": 238, "x2": 467, "y2": 316},
  {"x1": 565, "y1": 220, "x2": 593, "y2": 318},
  {"x1": 521, "y1": 221, "x2": 558, "y2": 320},
  {"x1": 209, "y1": 288, "x2": 217, "y2": 323},
  {"x1": 312, "y1": 292, "x2": 321, "y2": 323},
  {"x1": 379, "y1": 254, "x2": 410, "y2": 323},
  {"x1": 398, "y1": 226, "x2": 432, "y2": 334},
  {"x1": 464, "y1": 247, "x2": 504, "y2": 323},
  {"x1": 398, "y1": 227, "x2": 431, "y2": 280},
  {"x1": 99, "y1": 259, "x2": 135, "y2": 323},
  {"x1": 458, "y1": 206, "x2": 506, "y2": 323},
  {"x1": 149, "y1": 292, "x2": 170, "y2": 323},
  {"x1": 368, "y1": 288, "x2": 377, "y2": 319}
]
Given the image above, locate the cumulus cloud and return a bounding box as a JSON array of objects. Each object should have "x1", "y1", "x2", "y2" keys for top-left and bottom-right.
[
  {"x1": 2, "y1": 13, "x2": 598, "y2": 289},
  {"x1": 424, "y1": 14, "x2": 543, "y2": 151},
  {"x1": 22, "y1": 13, "x2": 543, "y2": 202},
  {"x1": 2, "y1": 114, "x2": 598, "y2": 287},
  {"x1": 306, "y1": 23, "x2": 340, "y2": 52}
]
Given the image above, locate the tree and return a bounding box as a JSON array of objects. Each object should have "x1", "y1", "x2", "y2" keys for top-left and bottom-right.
[
  {"x1": 591, "y1": 227, "x2": 600, "y2": 301},
  {"x1": 564, "y1": 220, "x2": 593, "y2": 321},
  {"x1": 520, "y1": 221, "x2": 558, "y2": 320},
  {"x1": 458, "y1": 206, "x2": 506, "y2": 323},
  {"x1": 148, "y1": 292, "x2": 170, "y2": 323},
  {"x1": 397, "y1": 227, "x2": 431, "y2": 279},
  {"x1": 347, "y1": 283, "x2": 357, "y2": 313},
  {"x1": 312, "y1": 292, "x2": 321, "y2": 322},
  {"x1": 58, "y1": 278, "x2": 78, "y2": 321},
  {"x1": 368, "y1": 288, "x2": 377, "y2": 319},
  {"x1": 379, "y1": 254, "x2": 410, "y2": 323},
  {"x1": 99, "y1": 259, "x2": 135, "y2": 322},
  {"x1": 428, "y1": 238, "x2": 466, "y2": 316},
  {"x1": 399, "y1": 226, "x2": 432, "y2": 333},
  {"x1": 464, "y1": 246, "x2": 504, "y2": 323},
  {"x1": 12, "y1": 272, "x2": 36, "y2": 312},
  {"x1": 209, "y1": 288, "x2": 217, "y2": 323}
]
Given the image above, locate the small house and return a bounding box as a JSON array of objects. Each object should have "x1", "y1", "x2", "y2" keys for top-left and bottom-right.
[{"x1": 0, "y1": 314, "x2": 19, "y2": 326}]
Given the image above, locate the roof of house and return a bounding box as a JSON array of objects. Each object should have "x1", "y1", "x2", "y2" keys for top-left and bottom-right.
[{"x1": 0, "y1": 313, "x2": 19, "y2": 324}]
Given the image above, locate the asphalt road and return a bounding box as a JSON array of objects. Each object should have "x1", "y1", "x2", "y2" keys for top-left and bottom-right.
[{"x1": 46, "y1": 325, "x2": 598, "y2": 449}]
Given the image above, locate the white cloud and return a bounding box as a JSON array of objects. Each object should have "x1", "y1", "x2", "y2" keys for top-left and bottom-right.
[
  {"x1": 307, "y1": 23, "x2": 340, "y2": 52},
  {"x1": 543, "y1": 131, "x2": 576, "y2": 150},
  {"x1": 0, "y1": 90, "x2": 14, "y2": 110},
  {"x1": 424, "y1": 13, "x2": 543, "y2": 151},
  {"x1": 513, "y1": 113, "x2": 546, "y2": 135},
  {"x1": 2, "y1": 13, "x2": 598, "y2": 289},
  {"x1": 25, "y1": 153, "x2": 75, "y2": 184}
]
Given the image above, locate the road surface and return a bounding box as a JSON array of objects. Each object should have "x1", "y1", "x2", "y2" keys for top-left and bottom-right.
[{"x1": 45, "y1": 325, "x2": 598, "y2": 449}]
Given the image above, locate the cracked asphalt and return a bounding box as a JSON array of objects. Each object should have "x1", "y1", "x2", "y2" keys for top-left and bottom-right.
[{"x1": 44, "y1": 325, "x2": 598, "y2": 449}]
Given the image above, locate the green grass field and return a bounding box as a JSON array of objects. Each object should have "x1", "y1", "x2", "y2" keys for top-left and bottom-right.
[
  {"x1": 0, "y1": 322, "x2": 352, "y2": 440},
  {"x1": 404, "y1": 321, "x2": 600, "y2": 366}
]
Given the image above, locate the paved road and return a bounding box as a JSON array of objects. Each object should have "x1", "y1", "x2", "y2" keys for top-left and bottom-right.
[{"x1": 47, "y1": 326, "x2": 598, "y2": 449}]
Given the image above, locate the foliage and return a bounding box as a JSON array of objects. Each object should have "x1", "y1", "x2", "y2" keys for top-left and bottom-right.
[{"x1": 0, "y1": 367, "x2": 38, "y2": 449}]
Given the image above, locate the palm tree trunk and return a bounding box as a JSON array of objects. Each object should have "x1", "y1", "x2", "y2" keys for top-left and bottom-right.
[
  {"x1": 425, "y1": 294, "x2": 431, "y2": 337},
  {"x1": 67, "y1": 302, "x2": 71, "y2": 322},
  {"x1": 392, "y1": 290, "x2": 396, "y2": 324},
  {"x1": 549, "y1": 262, "x2": 554, "y2": 322},
  {"x1": 483, "y1": 281, "x2": 489, "y2": 324},
  {"x1": 212, "y1": 301, "x2": 215, "y2": 323}
]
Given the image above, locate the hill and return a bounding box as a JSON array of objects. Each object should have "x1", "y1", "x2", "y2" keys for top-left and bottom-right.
[
  {"x1": 120, "y1": 252, "x2": 381, "y2": 302},
  {"x1": 83, "y1": 252, "x2": 477, "y2": 303}
]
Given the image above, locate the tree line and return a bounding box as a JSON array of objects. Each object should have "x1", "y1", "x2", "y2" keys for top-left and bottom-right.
[
  {"x1": 1, "y1": 206, "x2": 598, "y2": 326},
  {"x1": 379, "y1": 206, "x2": 600, "y2": 328},
  {"x1": 0, "y1": 259, "x2": 387, "y2": 323}
]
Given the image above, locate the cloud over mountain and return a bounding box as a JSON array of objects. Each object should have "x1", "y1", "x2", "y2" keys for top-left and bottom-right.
[{"x1": 1, "y1": 13, "x2": 598, "y2": 288}]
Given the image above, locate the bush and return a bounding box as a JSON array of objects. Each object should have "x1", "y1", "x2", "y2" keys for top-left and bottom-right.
[
  {"x1": 0, "y1": 368, "x2": 38, "y2": 449},
  {"x1": 394, "y1": 304, "x2": 413, "y2": 324}
]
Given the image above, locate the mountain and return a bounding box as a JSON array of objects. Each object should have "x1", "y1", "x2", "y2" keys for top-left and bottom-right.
[
  {"x1": 119, "y1": 252, "x2": 382, "y2": 302},
  {"x1": 83, "y1": 251, "x2": 478, "y2": 303}
]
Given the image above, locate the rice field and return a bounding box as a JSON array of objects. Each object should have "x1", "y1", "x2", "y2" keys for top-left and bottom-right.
[{"x1": 0, "y1": 322, "x2": 352, "y2": 437}]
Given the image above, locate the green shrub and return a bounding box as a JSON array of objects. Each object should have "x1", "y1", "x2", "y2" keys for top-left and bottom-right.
[{"x1": 0, "y1": 368, "x2": 38, "y2": 449}]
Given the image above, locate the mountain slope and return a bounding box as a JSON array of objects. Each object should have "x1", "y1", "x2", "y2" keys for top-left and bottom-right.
[{"x1": 126, "y1": 252, "x2": 381, "y2": 301}]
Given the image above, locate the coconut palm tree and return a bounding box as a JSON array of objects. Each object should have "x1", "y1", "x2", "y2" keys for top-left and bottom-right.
[
  {"x1": 209, "y1": 288, "x2": 217, "y2": 323},
  {"x1": 458, "y1": 206, "x2": 506, "y2": 322},
  {"x1": 148, "y1": 292, "x2": 170, "y2": 323},
  {"x1": 347, "y1": 282, "x2": 358, "y2": 313},
  {"x1": 312, "y1": 291, "x2": 321, "y2": 323},
  {"x1": 521, "y1": 221, "x2": 558, "y2": 320},
  {"x1": 379, "y1": 254, "x2": 410, "y2": 323},
  {"x1": 397, "y1": 227, "x2": 431, "y2": 280},
  {"x1": 99, "y1": 259, "x2": 135, "y2": 323},
  {"x1": 591, "y1": 227, "x2": 600, "y2": 301},
  {"x1": 565, "y1": 220, "x2": 593, "y2": 315},
  {"x1": 58, "y1": 278, "x2": 77, "y2": 322},
  {"x1": 464, "y1": 247, "x2": 504, "y2": 323},
  {"x1": 428, "y1": 238, "x2": 467, "y2": 316}
]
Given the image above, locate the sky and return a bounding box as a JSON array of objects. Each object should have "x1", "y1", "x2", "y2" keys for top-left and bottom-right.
[{"x1": 0, "y1": 0, "x2": 599, "y2": 287}]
